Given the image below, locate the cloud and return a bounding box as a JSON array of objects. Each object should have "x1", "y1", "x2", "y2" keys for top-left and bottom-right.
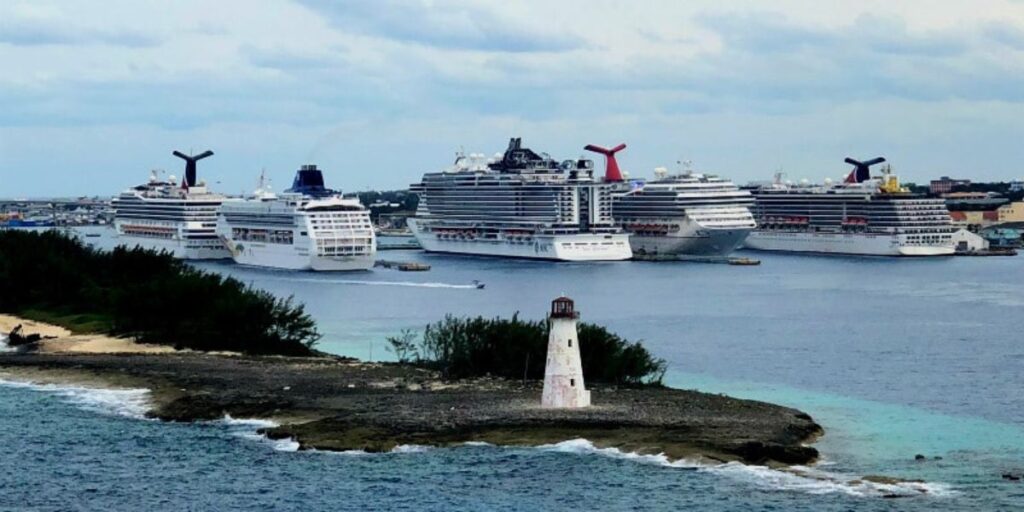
[
  {"x1": 683, "y1": 11, "x2": 1024, "y2": 105},
  {"x1": 296, "y1": 0, "x2": 586, "y2": 52},
  {"x1": 0, "y1": 13, "x2": 160, "y2": 47}
]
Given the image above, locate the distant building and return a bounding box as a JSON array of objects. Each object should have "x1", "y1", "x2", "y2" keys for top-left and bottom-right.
[
  {"x1": 998, "y1": 202, "x2": 1024, "y2": 224},
  {"x1": 542, "y1": 297, "x2": 590, "y2": 409},
  {"x1": 981, "y1": 227, "x2": 1022, "y2": 249},
  {"x1": 951, "y1": 229, "x2": 989, "y2": 253},
  {"x1": 1010, "y1": 180, "x2": 1024, "y2": 193},
  {"x1": 930, "y1": 176, "x2": 971, "y2": 195}
]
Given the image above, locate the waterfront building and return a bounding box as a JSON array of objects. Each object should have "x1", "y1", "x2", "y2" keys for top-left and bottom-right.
[
  {"x1": 930, "y1": 176, "x2": 971, "y2": 195},
  {"x1": 951, "y1": 228, "x2": 989, "y2": 253},
  {"x1": 997, "y1": 201, "x2": 1024, "y2": 223},
  {"x1": 542, "y1": 296, "x2": 590, "y2": 409},
  {"x1": 980, "y1": 227, "x2": 1022, "y2": 249}
]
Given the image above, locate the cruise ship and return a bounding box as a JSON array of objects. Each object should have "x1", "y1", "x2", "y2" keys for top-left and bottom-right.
[
  {"x1": 112, "y1": 150, "x2": 230, "y2": 259},
  {"x1": 744, "y1": 158, "x2": 956, "y2": 256},
  {"x1": 606, "y1": 156, "x2": 756, "y2": 257},
  {"x1": 407, "y1": 138, "x2": 632, "y2": 261},
  {"x1": 217, "y1": 165, "x2": 376, "y2": 271}
]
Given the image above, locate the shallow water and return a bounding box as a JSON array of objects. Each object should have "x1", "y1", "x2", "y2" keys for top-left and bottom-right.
[{"x1": 1, "y1": 226, "x2": 1022, "y2": 509}]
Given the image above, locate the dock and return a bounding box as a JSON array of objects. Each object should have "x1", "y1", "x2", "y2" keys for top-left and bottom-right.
[
  {"x1": 630, "y1": 253, "x2": 761, "y2": 265},
  {"x1": 955, "y1": 249, "x2": 1018, "y2": 257}
]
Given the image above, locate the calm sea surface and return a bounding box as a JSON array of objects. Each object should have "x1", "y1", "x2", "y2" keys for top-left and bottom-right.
[{"x1": 1, "y1": 226, "x2": 1022, "y2": 510}]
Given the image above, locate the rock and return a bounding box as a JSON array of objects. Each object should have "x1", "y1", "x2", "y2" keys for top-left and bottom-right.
[
  {"x1": 1002, "y1": 473, "x2": 1021, "y2": 481},
  {"x1": 914, "y1": 454, "x2": 926, "y2": 461}
]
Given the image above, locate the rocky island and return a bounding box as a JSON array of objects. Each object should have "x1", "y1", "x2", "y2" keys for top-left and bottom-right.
[{"x1": 0, "y1": 348, "x2": 821, "y2": 465}]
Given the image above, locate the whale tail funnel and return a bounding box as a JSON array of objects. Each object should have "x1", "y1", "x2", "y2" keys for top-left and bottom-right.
[
  {"x1": 843, "y1": 156, "x2": 885, "y2": 183},
  {"x1": 172, "y1": 150, "x2": 214, "y2": 187},
  {"x1": 584, "y1": 143, "x2": 627, "y2": 182}
]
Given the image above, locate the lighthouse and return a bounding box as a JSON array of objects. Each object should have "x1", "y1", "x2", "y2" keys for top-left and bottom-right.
[{"x1": 541, "y1": 296, "x2": 591, "y2": 408}]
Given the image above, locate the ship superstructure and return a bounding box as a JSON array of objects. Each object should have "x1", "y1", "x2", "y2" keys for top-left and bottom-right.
[
  {"x1": 112, "y1": 150, "x2": 230, "y2": 260},
  {"x1": 745, "y1": 158, "x2": 955, "y2": 256},
  {"x1": 607, "y1": 156, "x2": 756, "y2": 257},
  {"x1": 407, "y1": 138, "x2": 632, "y2": 261},
  {"x1": 217, "y1": 165, "x2": 376, "y2": 271}
]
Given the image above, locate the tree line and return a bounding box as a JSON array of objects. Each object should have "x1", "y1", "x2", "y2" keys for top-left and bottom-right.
[{"x1": 0, "y1": 230, "x2": 320, "y2": 356}]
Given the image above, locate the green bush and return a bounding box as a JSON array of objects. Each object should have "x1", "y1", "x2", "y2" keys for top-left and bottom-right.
[
  {"x1": 389, "y1": 314, "x2": 666, "y2": 386},
  {"x1": 0, "y1": 230, "x2": 320, "y2": 356}
]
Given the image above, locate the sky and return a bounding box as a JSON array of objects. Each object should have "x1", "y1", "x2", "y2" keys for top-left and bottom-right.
[{"x1": 1, "y1": 0, "x2": 1024, "y2": 197}]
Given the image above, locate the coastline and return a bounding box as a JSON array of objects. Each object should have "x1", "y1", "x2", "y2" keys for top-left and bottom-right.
[
  {"x1": 0, "y1": 350, "x2": 822, "y2": 466},
  {"x1": 1, "y1": 314, "x2": 821, "y2": 466}
]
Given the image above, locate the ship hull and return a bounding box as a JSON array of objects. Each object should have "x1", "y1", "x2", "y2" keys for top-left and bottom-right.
[
  {"x1": 113, "y1": 233, "x2": 231, "y2": 260},
  {"x1": 226, "y1": 239, "x2": 375, "y2": 271},
  {"x1": 408, "y1": 219, "x2": 632, "y2": 261},
  {"x1": 625, "y1": 217, "x2": 752, "y2": 257},
  {"x1": 744, "y1": 231, "x2": 955, "y2": 256}
]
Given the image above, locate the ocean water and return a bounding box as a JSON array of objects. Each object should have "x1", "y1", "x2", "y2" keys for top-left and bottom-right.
[{"x1": 1, "y1": 226, "x2": 1023, "y2": 510}]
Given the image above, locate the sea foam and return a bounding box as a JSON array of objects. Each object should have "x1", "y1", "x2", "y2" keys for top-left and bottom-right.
[
  {"x1": 535, "y1": 438, "x2": 956, "y2": 499},
  {"x1": 217, "y1": 414, "x2": 300, "y2": 452},
  {"x1": 0, "y1": 378, "x2": 151, "y2": 419}
]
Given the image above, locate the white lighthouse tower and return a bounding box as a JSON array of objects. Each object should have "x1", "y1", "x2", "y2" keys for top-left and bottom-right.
[{"x1": 541, "y1": 296, "x2": 591, "y2": 408}]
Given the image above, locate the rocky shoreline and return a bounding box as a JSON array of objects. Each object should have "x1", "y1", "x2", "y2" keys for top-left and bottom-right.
[{"x1": 0, "y1": 351, "x2": 822, "y2": 465}]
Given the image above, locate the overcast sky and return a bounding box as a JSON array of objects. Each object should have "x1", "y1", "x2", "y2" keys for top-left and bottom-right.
[{"x1": 2, "y1": 0, "x2": 1024, "y2": 197}]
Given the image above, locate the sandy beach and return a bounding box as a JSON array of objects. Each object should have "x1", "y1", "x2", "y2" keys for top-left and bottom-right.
[{"x1": 1, "y1": 314, "x2": 176, "y2": 355}]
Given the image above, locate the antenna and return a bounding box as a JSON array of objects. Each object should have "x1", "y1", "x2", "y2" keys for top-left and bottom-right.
[
  {"x1": 583, "y1": 143, "x2": 627, "y2": 182},
  {"x1": 172, "y1": 149, "x2": 214, "y2": 187},
  {"x1": 843, "y1": 157, "x2": 885, "y2": 184}
]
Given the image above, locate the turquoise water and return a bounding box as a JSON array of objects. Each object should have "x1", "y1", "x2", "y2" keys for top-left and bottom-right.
[{"x1": 2, "y1": 226, "x2": 1022, "y2": 509}]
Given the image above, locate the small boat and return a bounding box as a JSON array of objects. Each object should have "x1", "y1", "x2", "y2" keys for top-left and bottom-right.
[
  {"x1": 472, "y1": 280, "x2": 485, "y2": 289},
  {"x1": 397, "y1": 262, "x2": 431, "y2": 272},
  {"x1": 728, "y1": 257, "x2": 761, "y2": 266}
]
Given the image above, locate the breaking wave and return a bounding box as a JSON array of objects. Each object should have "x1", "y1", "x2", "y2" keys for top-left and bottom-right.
[
  {"x1": 218, "y1": 415, "x2": 299, "y2": 452},
  {"x1": 0, "y1": 378, "x2": 151, "y2": 419},
  {"x1": 536, "y1": 439, "x2": 956, "y2": 499}
]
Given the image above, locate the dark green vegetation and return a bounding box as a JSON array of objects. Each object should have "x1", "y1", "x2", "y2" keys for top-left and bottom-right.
[
  {"x1": 354, "y1": 190, "x2": 418, "y2": 221},
  {"x1": 0, "y1": 230, "x2": 320, "y2": 355},
  {"x1": 388, "y1": 315, "x2": 667, "y2": 386}
]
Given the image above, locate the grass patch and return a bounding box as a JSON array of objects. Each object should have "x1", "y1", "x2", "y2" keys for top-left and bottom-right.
[{"x1": 16, "y1": 309, "x2": 114, "y2": 335}]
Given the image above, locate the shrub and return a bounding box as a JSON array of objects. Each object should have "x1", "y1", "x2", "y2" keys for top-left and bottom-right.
[{"x1": 389, "y1": 314, "x2": 666, "y2": 386}]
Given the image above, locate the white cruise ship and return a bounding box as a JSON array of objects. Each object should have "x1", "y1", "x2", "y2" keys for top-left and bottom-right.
[
  {"x1": 112, "y1": 150, "x2": 231, "y2": 260},
  {"x1": 407, "y1": 138, "x2": 632, "y2": 261},
  {"x1": 745, "y1": 158, "x2": 955, "y2": 256},
  {"x1": 217, "y1": 165, "x2": 376, "y2": 271},
  {"x1": 611, "y1": 166, "x2": 756, "y2": 257}
]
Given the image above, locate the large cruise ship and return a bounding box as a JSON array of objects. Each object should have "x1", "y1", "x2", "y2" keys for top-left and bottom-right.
[
  {"x1": 217, "y1": 165, "x2": 376, "y2": 271},
  {"x1": 608, "y1": 161, "x2": 756, "y2": 257},
  {"x1": 744, "y1": 158, "x2": 955, "y2": 256},
  {"x1": 407, "y1": 138, "x2": 632, "y2": 261},
  {"x1": 112, "y1": 150, "x2": 231, "y2": 260}
]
